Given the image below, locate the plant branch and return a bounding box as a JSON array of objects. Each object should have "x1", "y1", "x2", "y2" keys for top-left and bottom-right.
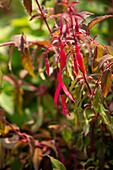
[
  {"x1": 0, "y1": 42, "x2": 14, "y2": 47},
  {"x1": 35, "y1": 0, "x2": 51, "y2": 33}
]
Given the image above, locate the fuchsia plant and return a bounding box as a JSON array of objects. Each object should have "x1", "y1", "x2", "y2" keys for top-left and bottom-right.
[{"x1": 1, "y1": 0, "x2": 113, "y2": 169}]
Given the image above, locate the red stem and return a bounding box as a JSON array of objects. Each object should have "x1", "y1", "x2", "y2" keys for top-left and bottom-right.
[
  {"x1": 35, "y1": 0, "x2": 51, "y2": 33},
  {"x1": 5, "y1": 119, "x2": 27, "y2": 140},
  {"x1": 0, "y1": 42, "x2": 14, "y2": 47}
]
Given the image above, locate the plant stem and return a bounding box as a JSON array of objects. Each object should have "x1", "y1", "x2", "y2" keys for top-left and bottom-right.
[
  {"x1": 83, "y1": 73, "x2": 92, "y2": 95},
  {"x1": 0, "y1": 42, "x2": 14, "y2": 47},
  {"x1": 35, "y1": 0, "x2": 51, "y2": 33}
]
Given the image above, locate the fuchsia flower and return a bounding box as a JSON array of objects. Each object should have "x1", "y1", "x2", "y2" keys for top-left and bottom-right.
[
  {"x1": 59, "y1": 42, "x2": 66, "y2": 72},
  {"x1": 54, "y1": 72, "x2": 75, "y2": 116},
  {"x1": 45, "y1": 56, "x2": 49, "y2": 77},
  {"x1": 76, "y1": 44, "x2": 86, "y2": 75}
]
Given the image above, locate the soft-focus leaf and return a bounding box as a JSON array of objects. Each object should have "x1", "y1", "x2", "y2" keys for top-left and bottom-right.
[
  {"x1": 13, "y1": 88, "x2": 23, "y2": 115},
  {"x1": 32, "y1": 148, "x2": 42, "y2": 170},
  {"x1": 48, "y1": 155, "x2": 66, "y2": 170},
  {"x1": 41, "y1": 141, "x2": 58, "y2": 157},
  {"x1": 8, "y1": 44, "x2": 15, "y2": 73},
  {"x1": 0, "y1": 134, "x2": 19, "y2": 149},
  {"x1": 0, "y1": 108, "x2": 5, "y2": 136},
  {"x1": 98, "y1": 54, "x2": 113, "y2": 70},
  {"x1": 88, "y1": 15, "x2": 113, "y2": 30},
  {"x1": 61, "y1": 128, "x2": 72, "y2": 147},
  {"x1": 13, "y1": 35, "x2": 22, "y2": 51},
  {"x1": 0, "y1": 92, "x2": 14, "y2": 115},
  {"x1": 106, "y1": 46, "x2": 113, "y2": 56},
  {"x1": 23, "y1": 0, "x2": 32, "y2": 16},
  {"x1": 101, "y1": 69, "x2": 112, "y2": 97},
  {"x1": 20, "y1": 48, "x2": 36, "y2": 79}
]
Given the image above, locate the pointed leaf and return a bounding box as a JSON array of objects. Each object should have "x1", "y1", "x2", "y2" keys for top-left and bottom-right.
[
  {"x1": 32, "y1": 148, "x2": 42, "y2": 170},
  {"x1": 96, "y1": 45, "x2": 104, "y2": 59},
  {"x1": 20, "y1": 48, "x2": 36, "y2": 79},
  {"x1": 98, "y1": 54, "x2": 113, "y2": 70},
  {"x1": 88, "y1": 15, "x2": 113, "y2": 30},
  {"x1": 23, "y1": 0, "x2": 32, "y2": 16},
  {"x1": 106, "y1": 46, "x2": 113, "y2": 55},
  {"x1": 101, "y1": 70, "x2": 112, "y2": 97},
  {"x1": 48, "y1": 156, "x2": 66, "y2": 170}
]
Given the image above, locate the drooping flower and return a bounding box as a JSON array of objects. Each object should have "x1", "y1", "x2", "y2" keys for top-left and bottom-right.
[
  {"x1": 54, "y1": 72, "x2": 75, "y2": 116},
  {"x1": 59, "y1": 42, "x2": 66, "y2": 72},
  {"x1": 75, "y1": 44, "x2": 86, "y2": 75},
  {"x1": 45, "y1": 55, "x2": 49, "y2": 77}
]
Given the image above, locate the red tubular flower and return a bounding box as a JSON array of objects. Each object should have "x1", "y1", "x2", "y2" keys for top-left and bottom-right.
[
  {"x1": 59, "y1": 42, "x2": 66, "y2": 72},
  {"x1": 45, "y1": 56, "x2": 49, "y2": 77},
  {"x1": 73, "y1": 54, "x2": 78, "y2": 75},
  {"x1": 54, "y1": 72, "x2": 75, "y2": 116},
  {"x1": 75, "y1": 44, "x2": 86, "y2": 75}
]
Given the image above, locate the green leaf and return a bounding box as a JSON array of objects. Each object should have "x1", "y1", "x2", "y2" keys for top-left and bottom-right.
[
  {"x1": 61, "y1": 127, "x2": 72, "y2": 147},
  {"x1": 23, "y1": 0, "x2": 32, "y2": 16},
  {"x1": 101, "y1": 69, "x2": 112, "y2": 97},
  {"x1": 0, "y1": 92, "x2": 14, "y2": 115},
  {"x1": 88, "y1": 15, "x2": 113, "y2": 30},
  {"x1": 48, "y1": 156, "x2": 66, "y2": 170}
]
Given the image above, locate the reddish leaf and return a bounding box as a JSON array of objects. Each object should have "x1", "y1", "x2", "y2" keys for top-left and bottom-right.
[
  {"x1": 20, "y1": 48, "x2": 36, "y2": 79},
  {"x1": 88, "y1": 15, "x2": 113, "y2": 30},
  {"x1": 101, "y1": 69, "x2": 112, "y2": 97},
  {"x1": 23, "y1": 0, "x2": 32, "y2": 16}
]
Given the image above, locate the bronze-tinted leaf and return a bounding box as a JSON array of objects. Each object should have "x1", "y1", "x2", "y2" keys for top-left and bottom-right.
[
  {"x1": 32, "y1": 148, "x2": 42, "y2": 170},
  {"x1": 0, "y1": 108, "x2": 5, "y2": 136},
  {"x1": 98, "y1": 54, "x2": 113, "y2": 70},
  {"x1": 106, "y1": 46, "x2": 113, "y2": 56},
  {"x1": 101, "y1": 69, "x2": 112, "y2": 97},
  {"x1": 20, "y1": 48, "x2": 36, "y2": 79},
  {"x1": 88, "y1": 15, "x2": 113, "y2": 30},
  {"x1": 23, "y1": 0, "x2": 32, "y2": 16},
  {"x1": 92, "y1": 45, "x2": 104, "y2": 72}
]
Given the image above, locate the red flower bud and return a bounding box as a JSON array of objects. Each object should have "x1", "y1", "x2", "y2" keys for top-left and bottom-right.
[{"x1": 45, "y1": 57, "x2": 49, "y2": 77}]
